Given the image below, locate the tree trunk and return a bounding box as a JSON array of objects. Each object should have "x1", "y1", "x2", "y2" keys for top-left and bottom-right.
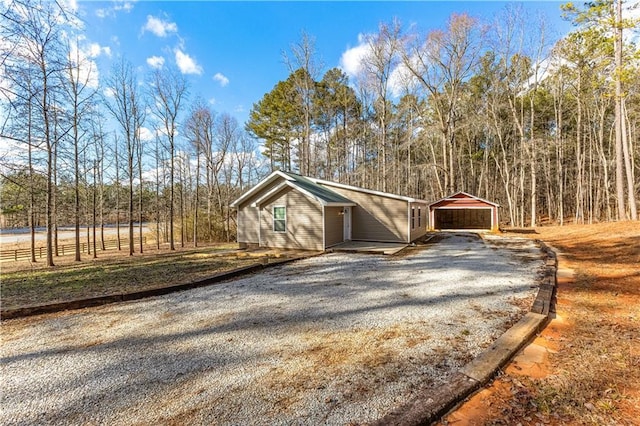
[{"x1": 614, "y1": 0, "x2": 626, "y2": 220}]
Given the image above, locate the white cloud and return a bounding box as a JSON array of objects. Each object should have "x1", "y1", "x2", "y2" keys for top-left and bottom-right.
[
  {"x1": 175, "y1": 49, "x2": 202, "y2": 75},
  {"x1": 146, "y1": 55, "x2": 165, "y2": 69},
  {"x1": 339, "y1": 34, "x2": 370, "y2": 77},
  {"x1": 143, "y1": 15, "x2": 177, "y2": 38},
  {"x1": 60, "y1": 0, "x2": 78, "y2": 13},
  {"x1": 340, "y1": 32, "x2": 412, "y2": 97},
  {"x1": 115, "y1": 1, "x2": 134, "y2": 13},
  {"x1": 87, "y1": 43, "x2": 111, "y2": 58},
  {"x1": 138, "y1": 126, "x2": 155, "y2": 142},
  {"x1": 388, "y1": 62, "x2": 417, "y2": 97},
  {"x1": 103, "y1": 87, "x2": 115, "y2": 98},
  {"x1": 213, "y1": 72, "x2": 229, "y2": 87},
  {"x1": 208, "y1": 97, "x2": 216, "y2": 105},
  {"x1": 68, "y1": 41, "x2": 103, "y2": 89},
  {"x1": 96, "y1": 0, "x2": 134, "y2": 18}
]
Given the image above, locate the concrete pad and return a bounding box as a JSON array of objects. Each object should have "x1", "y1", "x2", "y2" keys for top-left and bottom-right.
[{"x1": 330, "y1": 240, "x2": 408, "y2": 255}]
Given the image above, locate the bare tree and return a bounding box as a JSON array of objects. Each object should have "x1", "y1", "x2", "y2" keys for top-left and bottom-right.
[
  {"x1": 105, "y1": 59, "x2": 145, "y2": 256},
  {"x1": 283, "y1": 31, "x2": 322, "y2": 175},
  {"x1": 403, "y1": 13, "x2": 484, "y2": 195},
  {"x1": 150, "y1": 67, "x2": 188, "y2": 251},
  {"x1": 359, "y1": 20, "x2": 403, "y2": 192},
  {"x1": 1, "y1": 0, "x2": 72, "y2": 266},
  {"x1": 62, "y1": 36, "x2": 98, "y2": 260}
]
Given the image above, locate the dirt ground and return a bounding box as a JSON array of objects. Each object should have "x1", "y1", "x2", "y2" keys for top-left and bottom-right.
[{"x1": 441, "y1": 221, "x2": 640, "y2": 425}]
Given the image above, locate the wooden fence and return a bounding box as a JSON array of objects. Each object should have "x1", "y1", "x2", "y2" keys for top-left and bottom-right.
[{"x1": 0, "y1": 237, "x2": 147, "y2": 262}]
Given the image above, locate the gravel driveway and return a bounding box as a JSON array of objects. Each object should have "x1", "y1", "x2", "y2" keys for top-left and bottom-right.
[{"x1": 1, "y1": 234, "x2": 545, "y2": 425}]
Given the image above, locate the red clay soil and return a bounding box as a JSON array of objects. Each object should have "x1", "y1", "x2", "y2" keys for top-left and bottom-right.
[{"x1": 440, "y1": 221, "x2": 640, "y2": 426}]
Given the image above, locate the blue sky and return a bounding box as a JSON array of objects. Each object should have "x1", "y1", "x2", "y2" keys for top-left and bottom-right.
[{"x1": 77, "y1": 1, "x2": 572, "y2": 125}]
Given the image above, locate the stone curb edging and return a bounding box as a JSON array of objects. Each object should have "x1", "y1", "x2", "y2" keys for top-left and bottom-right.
[
  {"x1": 0, "y1": 254, "x2": 316, "y2": 321},
  {"x1": 373, "y1": 236, "x2": 558, "y2": 426}
]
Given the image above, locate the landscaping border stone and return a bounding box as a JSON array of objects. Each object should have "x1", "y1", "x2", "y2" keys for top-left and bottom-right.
[{"x1": 373, "y1": 235, "x2": 558, "y2": 426}]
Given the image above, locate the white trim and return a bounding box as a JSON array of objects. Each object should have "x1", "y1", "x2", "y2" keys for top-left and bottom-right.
[
  {"x1": 343, "y1": 206, "x2": 352, "y2": 241},
  {"x1": 322, "y1": 206, "x2": 326, "y2": 249},
  {"x1": 431, "y1": 206, "x2": 494, "y2": 209},
  {"x1": 251, "y1": 181, "x2": 288, "y2": 207},
  {"x1": 230, "y1": 170, "x2": 294, "y2": 208},
  {"x1": 431, "y1": 206, "x2": 494, "y2": 230},
  {"x1": 407, "y1": 204, "x2": 411, "y2": 243},
  {"x1": 428, "y1": 191, "x2": 499, "y2": 208},
  {"x1": 258, "y1": 208, "x2": 262, "y2": 247},
  {"x1": 251, "y1": 180, "x2": 356, "y2": 208},
  {"x1": 273, "y1": 205, "x2": 286, "y2": 233},
  {"x1": 307, "y1": 176, "x2": 429, "y2": 204}
]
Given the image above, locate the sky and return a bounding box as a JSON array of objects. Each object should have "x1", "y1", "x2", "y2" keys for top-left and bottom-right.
[{"x1": 73, "y1": 1, "x2": 574, "y2": 126}]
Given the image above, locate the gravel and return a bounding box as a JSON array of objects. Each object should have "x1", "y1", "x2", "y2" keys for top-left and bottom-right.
[{"x1": 0, "y1": 233, "x2": 545, "y2": 425}]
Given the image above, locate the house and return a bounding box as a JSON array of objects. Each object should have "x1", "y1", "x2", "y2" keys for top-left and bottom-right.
[
  {"x1": 428, "y1": 191, "x2": 499, "y2": 232},
  {"x1": 230, "y1": 171, "x2": 428, "y2": 251}
]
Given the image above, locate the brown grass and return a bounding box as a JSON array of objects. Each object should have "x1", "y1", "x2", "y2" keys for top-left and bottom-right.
[
  {"x1": 441, "y1": 221, "x2": 640, "y2": 425},
  {"x1": 0, "y1": 239, "x2": 297, "y2": 310}
]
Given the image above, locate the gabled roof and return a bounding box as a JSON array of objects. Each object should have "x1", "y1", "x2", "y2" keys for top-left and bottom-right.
[
  {"x1": 428, "y1": 191, "x2": 499, "y2": 208},
  {"x1": 305, "y1": 175, "x2": 429, "y2": 204},
  {"x1": 229, "y1": 170, "x2": 293, "y2": 208},
  {"x1": 282, "y1": 172, "x2": 356, "y2": 205},
  {"x1": 230, "y1": 170, "x2": 429, "y2": 209},
  {"x1": 230, "y1": 170, "x2": 356, "y2": 208}
]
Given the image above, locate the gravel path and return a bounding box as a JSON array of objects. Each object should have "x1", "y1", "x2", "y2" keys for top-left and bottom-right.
[{"x1": 1, "y1": 234, "x2": 545, "y2": 425}]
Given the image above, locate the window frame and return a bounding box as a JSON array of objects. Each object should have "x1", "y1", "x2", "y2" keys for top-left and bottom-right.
[
  {"x1": 273, "y1": 206, "x2": 286, "y2": 233},
  {"x1": 411, "y1": 206, "x2": 415, "y2": 229}
]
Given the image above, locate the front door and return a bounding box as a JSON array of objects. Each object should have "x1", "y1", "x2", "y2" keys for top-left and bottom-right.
[{"x1": 343, "y1": 207, "x2": 352, "y2": 241}]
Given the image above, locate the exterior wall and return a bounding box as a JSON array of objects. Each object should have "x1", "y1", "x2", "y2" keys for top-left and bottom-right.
[
  {"x1": 409, "y1": 202, "x2": 428, "y2": 241},
  {"x1": 328, "y1": 186, "x2": 408, "y2": 242},
  {"x1": 236, "y1": 177, "x2": 288, "y2": 244},
  {"x1": 324, "y1": 206, "x2": 344, "y2": 247},
  {"x1": 260, "y1": 188, "x2": 324, "y2": 250},
  {"x1": 237, "y1": 206, "x2": 259, "y2": 244}
]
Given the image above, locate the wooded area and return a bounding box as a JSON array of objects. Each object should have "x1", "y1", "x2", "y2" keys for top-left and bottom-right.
[{"x1": 1, "y1": 0, "x2": 638, "y2": 267}]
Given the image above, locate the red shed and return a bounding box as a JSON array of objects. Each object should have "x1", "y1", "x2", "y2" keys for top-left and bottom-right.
[{"x1": 428, "y1": 192, "x2": 499, "y2": 232}]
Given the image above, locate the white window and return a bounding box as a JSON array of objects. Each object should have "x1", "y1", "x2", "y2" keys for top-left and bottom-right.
[{"x1": 273, "y1": 206, "x2": 286, "y2": 232}]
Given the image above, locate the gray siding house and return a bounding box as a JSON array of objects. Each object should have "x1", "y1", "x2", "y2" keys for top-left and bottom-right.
[{"x1": 230, "y1": 171, "x2": 428, "y2": 251}]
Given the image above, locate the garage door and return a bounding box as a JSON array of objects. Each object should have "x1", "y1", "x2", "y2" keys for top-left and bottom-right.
[{"x1": 434, "y1": 208, "x2": 491, "y2": 230}]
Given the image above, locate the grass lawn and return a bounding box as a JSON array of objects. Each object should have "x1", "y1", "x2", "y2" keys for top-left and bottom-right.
[{"x1": 0, "y1": 242, "x2": 290, "y2": 310}]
